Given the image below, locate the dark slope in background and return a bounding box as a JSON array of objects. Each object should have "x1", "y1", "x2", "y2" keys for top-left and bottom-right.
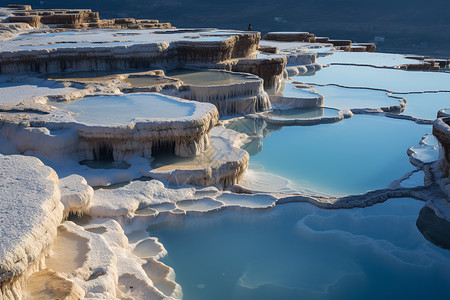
[{"x1": 7, "y1": 0, "x2": 450, "y2": 58}]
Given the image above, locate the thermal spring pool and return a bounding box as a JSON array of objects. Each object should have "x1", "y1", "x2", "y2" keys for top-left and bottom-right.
[
  {"x1": 228, "y1": 115, "x2": 431, "y2": 195},
  {"x1": 55, "y1": 94, "x2": 195, "y2": 125},
  {"x1": 148, "y1": 198, "x2": 450, "y2": 300}
]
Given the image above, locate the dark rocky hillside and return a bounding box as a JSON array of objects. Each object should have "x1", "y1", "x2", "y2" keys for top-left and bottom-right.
[{"x1": 7, "y1": 0, "x2": 450, "y2": 57}]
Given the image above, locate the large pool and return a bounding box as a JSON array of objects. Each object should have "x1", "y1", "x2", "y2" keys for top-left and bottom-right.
[
  {"x1": 149, "y1": 198, "x2": 450, "y2": 300},
  {"x1": 295, "y1": 65, "x2": 450, "y2": 93},
  {"x1": 55, "y1": 94, "x2": 195, "y2": 125},
  {"x1": 227, "y1": 115, "x2": 431, "y2": 195}
]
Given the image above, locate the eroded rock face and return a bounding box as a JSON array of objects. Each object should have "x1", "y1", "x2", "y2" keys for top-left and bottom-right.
[
  {"x1": 0, "y1": 154, "x2": 63, "y2": 299},
  {"x1": 0, "y1": 32, "x2": 261, "y2": 75},
  {"x1": 5, "y1": 5, "x2": 172, "y2": 30}
]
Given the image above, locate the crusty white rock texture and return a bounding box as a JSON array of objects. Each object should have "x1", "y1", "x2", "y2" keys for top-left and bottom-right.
[
  {"x1": 0, "y1": 154, "x2": 63, "y2": 299},
  {"x1": 59, "y1": 174, "x2": 94, "y2": 217}
]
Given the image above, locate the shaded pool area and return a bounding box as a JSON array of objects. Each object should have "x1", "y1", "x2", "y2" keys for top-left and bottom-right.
[
  {"x1": 295, "y1": 65, "x2": 450, "y2": 93},
  {"x1": 54, "y1": 94, "x2": 195, "y2": 125},
  {"x1": 228, "y1": 115, "x2": 430, "y2": 195},
  {"x1": 166, "y1": 69, "x2": 257, "y2": 86},
  {"x1": 149, "y1": 198, "x2": 450, "y2": 300}
]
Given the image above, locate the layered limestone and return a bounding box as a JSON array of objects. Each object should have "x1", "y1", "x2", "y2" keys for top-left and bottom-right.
[
  {"x1": 0, "y1": 93, "x2": 219, "y2": 161},
  {"x1": 59, "y1": 174, "x2": 94, "y2": 217},
  {"x1": 0, "y1": 30, "x2": 261, "y2": 75},
  {"x1": 147, "y1": 126, "x2": 250, "y2": 188},
  {"x1": 4, "y1": 5, "x2": 173, "y2": 30},
  {"x1": 0, "y1": 154, "x2": 63, "y2": 299},
  {"x1": 169, "y1": 70, "x2": 271, "y2": 115},
  {"x1": 231, "y1": 54, "x2": 287, "y2": 90}
]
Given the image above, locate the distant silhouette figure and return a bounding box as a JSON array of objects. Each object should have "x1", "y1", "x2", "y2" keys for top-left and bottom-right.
[{"x1": 248, "y1": 24, "x2": 252, "y2": 31}]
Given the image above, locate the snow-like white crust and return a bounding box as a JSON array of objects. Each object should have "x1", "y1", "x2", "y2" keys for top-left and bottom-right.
[
  {"x1": 60, "y1": 174, "x2": 94, "y2": 217},
  {"x1": 0, "y1": 154, "x2": 63, "y2": 298}
]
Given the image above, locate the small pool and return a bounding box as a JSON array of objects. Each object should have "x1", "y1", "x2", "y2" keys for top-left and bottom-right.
[
  {"x1": 122, "y1": 75, "x2": 176, "y2": 87},
  {"x1": 309, "y1": 85, "x2": 400, "y2": 110},
  {"x1": 182, "y1": 36, "x2": 228, "y2": 42},
  {"x1": 317, "y1": 52, "x2": 420, "y2": 67},
  {"x1": 265, "y1": 107, "x2": 339, "y2": 119},
  {"x1": 296, "y1": 65, "x2": 450, "y2": 93},
  {"x1": 46, "y1": 70, "x2": 141, "y2": 82},
  {"x1": 148, "y1": 198, "x2": 450, "y2": 300},
  {"x1": 55, "y1": 94, "x2": 195, "y2": 125},
  {"x1": 166, "y1": 70, "x2": 257, "y2": 86},
  {"x1": 13, "y1": 30, "x2": 81, "y2": 40},
  {"x1": 280, "y1": 83, "x2": 321, "y2": 99},
  {"x1": 79, "y1": 160, "x2": 130, "y2": 169}
]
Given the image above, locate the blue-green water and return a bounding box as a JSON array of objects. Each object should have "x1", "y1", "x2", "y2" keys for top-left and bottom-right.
[
  {"x1": 231, "y1": 115, "x2": 430, "y2": 195},
  {"x1": 149, "y1": 199, "x2": 450, "y2": 300},
  {"x1": 56, "y1": 93, "x2": 195, "y2": 125}
]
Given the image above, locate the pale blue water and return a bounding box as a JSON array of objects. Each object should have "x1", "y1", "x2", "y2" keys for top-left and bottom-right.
[
  {"x1": 295, "y1": 65, "x2": 450, "y2": 93},
  {"x1": 266, "y1": 107, "x2": 339, "y2": 119},
  {"x1": 57, "y1": 94, "x2": 194, "y2": 125},
  {"x1": 232, "y1": 115, "x2": 430, "y2": 195},
  {"x1": 310, "y1": 85, "x2": 400, "y2": 110},
  {"x1": 317, "y1": 52, "x2": 419, "y2": 67},
  {"x1": 398, "y1": 92, "x2": 450, "y2": 121},
  {"x1": 149, "y1": 199, "x2": 450, "y2": 300}
]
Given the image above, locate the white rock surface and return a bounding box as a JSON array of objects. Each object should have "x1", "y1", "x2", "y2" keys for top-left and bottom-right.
[
  {"x1": 59, "y1": 174, "x2": 94, "y2": 217},
  {"x1": 90, "y1": 180, "x2": 196, "y2": 218},
  {"x1": 0, "y1": 154, "x2": 63, "y2": 299}
]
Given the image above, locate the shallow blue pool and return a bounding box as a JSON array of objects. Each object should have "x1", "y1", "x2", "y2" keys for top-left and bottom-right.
[
  {"x1": 295, "y1": 65, "x2": 450, "y2": 93},
  {"x1": 149, "y1": 198, "x2": 450, "y2": 300},
  {"x1": 56, "y1": 94, "x2": 195, "y2": 125},
  {"x1": 230, "y1": 115, "x2": 430, "y2": 195}
]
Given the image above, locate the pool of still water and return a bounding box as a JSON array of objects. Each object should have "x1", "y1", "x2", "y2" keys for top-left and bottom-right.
[
  {"x1": 266, "y1": 107, "x2": 340, "y2": 119},
  {"x1": 317, "y1": 52, "x2": 420, "y2": 67},
  {"x1": 56, "y1": 94, "x2": 195, "y2": 125},
  {"x1": 149, "y1": 198, "x2": 450, "y2": 300},
  {"x1": 296, "y1": 65, "x2": 450, "y2": 93},
  {"x1": 166, "y1": 69, "x2": 257, "y2": 86},
  {"x1": 228, "y1": 114, "x2": 431, "y2": 195},
  {"x1": 308, "y1": 85, "x2": 400, "y2": 110}
]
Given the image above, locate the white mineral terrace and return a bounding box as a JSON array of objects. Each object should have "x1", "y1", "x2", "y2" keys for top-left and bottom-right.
[{"x1": 0, "y1": 9, "x2": 450, "y2": 300}]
